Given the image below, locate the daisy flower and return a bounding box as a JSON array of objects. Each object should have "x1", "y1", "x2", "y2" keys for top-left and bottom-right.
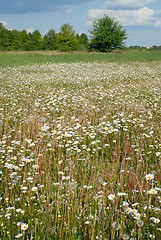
[
  {"x1": 15, "y1": 233, "x2": 23, "y2": 238},
  {"x1": 21, "y1": 223, "x2": 28, "y2": 231},
  {"x1": 147, "y1": 189, "x2": 158, "y2": 194},
  {"x1": 31, "y1": 187, "x2": 38, "y2": 192},
  {"x1": 152, "y1": 218, "x2": 160, "y2": 224},
  {"x1": 145, "y1": 174, "x2": 154, "y2": 181},
  {"x1": 108, "y1": 194, "x2": 115, "y2": 200},
  {"x1": 62, "y1": 176, "x2": 70, "y2": 180}
]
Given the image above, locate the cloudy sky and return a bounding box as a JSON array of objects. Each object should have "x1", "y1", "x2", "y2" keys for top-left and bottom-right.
[{"x1": 0, "y1": 0, "x2": 161, "y2": 46}]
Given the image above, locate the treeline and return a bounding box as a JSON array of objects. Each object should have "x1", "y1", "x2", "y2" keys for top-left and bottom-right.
[
  {"x1": 129, "y1": 45, "x2": 161, "y2": 51},
  {"x1": 0, "y1": 23, "x2": 89, "y2": 52},
  {"x1": 1, "y1": 19, "x2": 160, "y2": 52}
]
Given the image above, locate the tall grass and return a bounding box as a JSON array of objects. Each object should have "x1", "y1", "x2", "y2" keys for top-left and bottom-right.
[
  {"x1": 0, "y1": 50, "x2": 161, "y2": 67},
  {"x1": 0, "y1": 61, "x2": 160, "y2": 239}
]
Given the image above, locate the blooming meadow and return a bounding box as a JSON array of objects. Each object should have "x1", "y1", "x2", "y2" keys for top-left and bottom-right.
[{"x1": 0, "y1": 62, "x2": 161, "y2": 239}]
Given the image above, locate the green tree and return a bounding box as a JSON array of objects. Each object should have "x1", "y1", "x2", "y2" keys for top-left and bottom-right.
[
  {"x1": 89, "y1": 15, "x2": 127, "y2": 52},
  {"x1": 19, "y1": 30, "x2": 30, "y2": 50},
  {"x1": 80, "y1": 33, "x2": 89, "y2": 47},
  {"x1": 29, "y1": 30, "x2": 43, "y2": 50},
  {"x1": 10, "y1": 39, "x2": 21, "y2": 50},
  {"x1": 56, "y1": 24, "x2": 79, "y2": 52},
  {"x1": 43, "y1": 29, "x2": 56, "y2": 50},
  {"x1": 0, "y1": 23, "x2": 3, "y2": 30},
  {"x1": 8, "y1": 30, "x2": 21, "y2": 50},
  {"x1": 76, "y1": 33, "x2": 89, "y2": 50},
  {"x1": 0, "y1": 23, "x2": 10, "y2": 50}
]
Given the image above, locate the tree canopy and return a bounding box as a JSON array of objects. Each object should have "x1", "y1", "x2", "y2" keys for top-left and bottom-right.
[
  {"x1": 0, "y1": 23, "x2": 89, "y2": 52},
  {"x1": 56, "y1": 24, "x2": 80, "y2": 52},
  {"x1": 89, "y1": 15, "x2": 127, "y2": 52},
  {"x1": 0, "y1": 18, "x2": 128, "y2": 52}
]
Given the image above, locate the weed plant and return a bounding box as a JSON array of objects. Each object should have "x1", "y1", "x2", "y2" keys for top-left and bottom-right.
[{"x1": 0, "y1": 62, "x2": 161, "y2": 239}]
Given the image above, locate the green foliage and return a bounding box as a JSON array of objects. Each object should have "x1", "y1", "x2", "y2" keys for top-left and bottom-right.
[
  {"x1": 29, "y1": 30, "x2": 43, "y2": 50},
  {"x1": 149, "y1": 45, "x2": 161, "y2": 51},
  {"x1": 20, "y1": 30, "x2": 30, "y2": 44},
  {"x1": 89, "y1": 15, "x2": 127, "y2": 52},
  {"x1": 10, "y1": 40, "x2": 22, "y2": 50},
  {"x1": 0, "y1": 26, "x2": 43, "y2": 51},
  {"x1": 42, "y1": 29, "x2": 56, "y2": 50},
  {"x1": 56, "y1": 24, "x2": 80, "y2": 52},
  {"x1": 0, "y1": 23, "x2": 88, "y2": 52},
  {"x1": 76, "y1": 33, "x2": 89, "y2": 51},
  {"x1": 0, "y1": 26, "x2": 10, "y2": 50}
]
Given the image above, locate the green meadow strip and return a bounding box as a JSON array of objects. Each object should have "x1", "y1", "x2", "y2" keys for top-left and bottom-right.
[{"x1": 0, "y1": 50, "x2": 161, "y2": 67}]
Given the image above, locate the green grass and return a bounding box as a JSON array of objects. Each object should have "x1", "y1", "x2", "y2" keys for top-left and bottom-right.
[{"x1": 0, "y1": 50, "x2": 161, "y2": 67}]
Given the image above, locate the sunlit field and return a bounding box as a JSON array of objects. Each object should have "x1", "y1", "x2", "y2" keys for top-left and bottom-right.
[
  {"x1": 1, "y1": 51, "x2": 161, "y2": 67},
  {"x1": 0, "y1": 61, "x2": 161, "y2": 239}
]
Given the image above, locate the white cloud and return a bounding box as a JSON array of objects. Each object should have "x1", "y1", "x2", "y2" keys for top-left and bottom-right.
[
  {"x1": 104, "y1": 0, "x2": 156, "y2": 9},
  {"x1": 87, "y1": 7, "x2": 160, "y2": 26},
  {"x1": 25, "y1": 28, "x2": 34, "y2": 33},
  {"x1": 85, "y1": 20, "x2": 93, "y2": 26},
  {"x1": 155, "y1": 20, "x2": 161, "y2": 26},
  {"x1": 64, "y1": 8, "x2": 73, "y2": 14},
  {"x1": 0, "y1": 20, "x2": 8, "y2": 27},
  {"x1": 61, "y1": 5, "x2": 73, "y2": 14}
]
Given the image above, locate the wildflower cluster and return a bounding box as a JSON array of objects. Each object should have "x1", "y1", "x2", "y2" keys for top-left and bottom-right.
[{"x1": 0, "y1": 62, "x2": 160, "y2": 239}]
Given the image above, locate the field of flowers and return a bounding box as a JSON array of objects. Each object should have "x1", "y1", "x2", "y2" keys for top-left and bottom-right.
[{"x1": 0, "y1": 62, "x2": 161, "y2": 239}]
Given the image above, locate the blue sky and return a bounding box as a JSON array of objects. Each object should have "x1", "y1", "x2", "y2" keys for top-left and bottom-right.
[{"x1": 0, "y1": 0, "x2": 161, "y2": 47}]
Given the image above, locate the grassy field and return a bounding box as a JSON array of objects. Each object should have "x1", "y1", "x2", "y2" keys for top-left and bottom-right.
[
  {"x1": 1, "y1": 50, "x2": 161, "y2": 67},
  {"x1": 0, "y1": 53, "x2": 161, "y2": 239}
]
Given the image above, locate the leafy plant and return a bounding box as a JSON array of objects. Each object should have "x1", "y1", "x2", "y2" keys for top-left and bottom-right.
[{"x1": 89, "y1": 15, "x2": 127, "y2": 52}]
